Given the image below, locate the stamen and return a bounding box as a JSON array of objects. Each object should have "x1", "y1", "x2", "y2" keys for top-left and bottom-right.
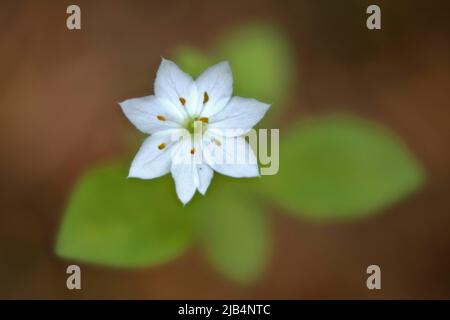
[
  {"x1": 203, "y1": 92, "x2": 209, "y2": 104},
  {"x1": 199, "y1": 117, "x2": 209, "y2": 123},
  {"x1": 190, "y1": 148, "x2": 196, "y2": 155},
  {"x1": 212, "y1": 138, "x2": 221, "y2": 146},
  {"x1": 179, "y1": 97, "x2": 186, "y2": 106},
  {"x1": 158, "y1": 143, "x2": 166, "y2": 150},
  {"x1": 157, "y1": 115, "x2": 166, "y2": 121}
]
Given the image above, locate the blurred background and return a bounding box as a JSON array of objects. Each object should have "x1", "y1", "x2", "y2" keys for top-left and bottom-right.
[{"x1": 1, "y1": 0, "x2": 450, "y2": 299}]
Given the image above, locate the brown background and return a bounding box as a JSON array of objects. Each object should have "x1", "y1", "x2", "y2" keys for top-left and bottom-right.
[{"x1": 0, "y1": 0, "x2": 449, "y2": 299}]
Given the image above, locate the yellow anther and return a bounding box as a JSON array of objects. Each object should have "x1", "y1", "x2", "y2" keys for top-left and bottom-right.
[
  {"x1": 158, "y1": 143, "x2": 166, "y2": 150},
  {"x1": 157, "y1": 115, "x2": 166, "y2": 121},
  {"x1": 179, "y1": 97, "x2": 186, "y2": 106},
  {"x1": 199, "y1": 117, "x2": 209, "y2": 123},
  {"x1": 190, "y1": 148, "x2": 196, "y2": 155},
  {"x1": 212, "y1": 138, "x2": 221, "y2": 146},
  {"x1": 203, "y1": 92, "x2": 209, "y2": 104}
]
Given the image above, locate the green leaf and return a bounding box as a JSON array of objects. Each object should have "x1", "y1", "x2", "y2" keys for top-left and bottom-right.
[
  {"x1": 56, "y1": 161, "x2": 195, "y2": 267},
  {"x1": 261, "y1": 116, "x2": 425, "y2": 219},
  {"x1": 197, "y1": 177, "x2": 271, "y2": 284},
  {"x1": 173, "y1": 24, "x2": 295, "y2": 124},
  {"x1": 171, "y1": 47, "x2": 215, "y2": 78},
  {"x1": 216, "y1": 24, "x2": 295, "y2": 109}
]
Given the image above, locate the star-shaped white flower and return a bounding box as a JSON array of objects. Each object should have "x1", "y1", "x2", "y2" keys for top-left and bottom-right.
[{"x1": 120, "y1": 59, "x2": 270, "y2": 204}]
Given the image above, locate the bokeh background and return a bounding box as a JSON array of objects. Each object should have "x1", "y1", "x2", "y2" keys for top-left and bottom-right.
[{"x1": 1, "y1": 0, "x2": 450, "y2": 299}]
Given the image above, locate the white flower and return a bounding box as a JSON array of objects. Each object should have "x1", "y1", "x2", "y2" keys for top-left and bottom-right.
[{"x1": 119, "y1": 59, "x2": 270, "y2": 204}]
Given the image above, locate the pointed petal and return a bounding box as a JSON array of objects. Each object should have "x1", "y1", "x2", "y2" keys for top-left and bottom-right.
[
  {"x1": 171, "y1": 138, "x2": 198, "y2": 204},
  {"x1": 119, "y1": 95, "x2": 185, "y2": 134},
  {"x1": 197, "y1": 164, "x2": 214, "y2": 195},
  {"x1": 196, "y1": 61, "x2": 233, "y2": 118},
  {"x1": 203, "y1": 136, "x2": 260, "y2": 178},
  {"x1": 191, "y1": 133, "x2": 214, "y2": 195},
  {"x1": 208, "y1": 97, "x2": 270, "y2": 136},
  {"x1": 154, "y1": 58, "x2": 198, "y2": 117},
  {"x1": 128, "y1": 130, "x2": 183, "y2": 179}
]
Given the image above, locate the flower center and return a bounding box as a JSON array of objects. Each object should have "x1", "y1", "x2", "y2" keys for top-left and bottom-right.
[{"x1": 185, "y1": 117, "x2": 208, "y2": 135}]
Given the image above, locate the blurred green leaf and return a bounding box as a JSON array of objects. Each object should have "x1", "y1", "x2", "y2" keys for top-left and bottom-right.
[
  {"x1": 171, "y1": 47, "x2": 215, "y2": 78},
  {"x1": 56, "y1": 161, "x2": 194, "y2": 267},
  {"x1": 197, "y1": 178, "x2": 271, "y2": 284},
  {"x1": 261, "y1": 116, "x2": 425, "y2": 219},
  {"x1": 217, "y1": 24, "x2": 294, "y2": 109},
  {"x1": 173, "y1": 24, "x2": 295, "y2": 123}
]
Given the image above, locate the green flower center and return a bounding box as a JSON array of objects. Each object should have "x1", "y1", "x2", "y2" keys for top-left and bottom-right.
[{"x1": 185, "y1": 117, "x2": 208, "y2": 135}]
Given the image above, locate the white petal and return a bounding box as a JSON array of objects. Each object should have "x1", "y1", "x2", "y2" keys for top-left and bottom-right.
[
  {"x1": 128, "y1": 130, "x2": 183, "y2": 179},
  {"x1": 196, "y1": 61, "x2": 233, "y2": 118},
  {"x1": 197, "y1": 164, "x2": 213, "y2": 195},
  {"x1": 203, "y1": 136, "x2": 259, "y2": 178},
  {"x1": 119, "y1": 95, "x2": 185, "y2": 134},
  {"x1": 191, "y1": 134, "x2": 214, "y2": 195},
  {"x1": 154, "y1": 58, "x2": 198, "y2": 117},
  {"x1": 171, "y1": 138, "x2": 198, "y2": 204},
  {"x1": 208, "y1": 97, "x2": 270, "y2": 135}
]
